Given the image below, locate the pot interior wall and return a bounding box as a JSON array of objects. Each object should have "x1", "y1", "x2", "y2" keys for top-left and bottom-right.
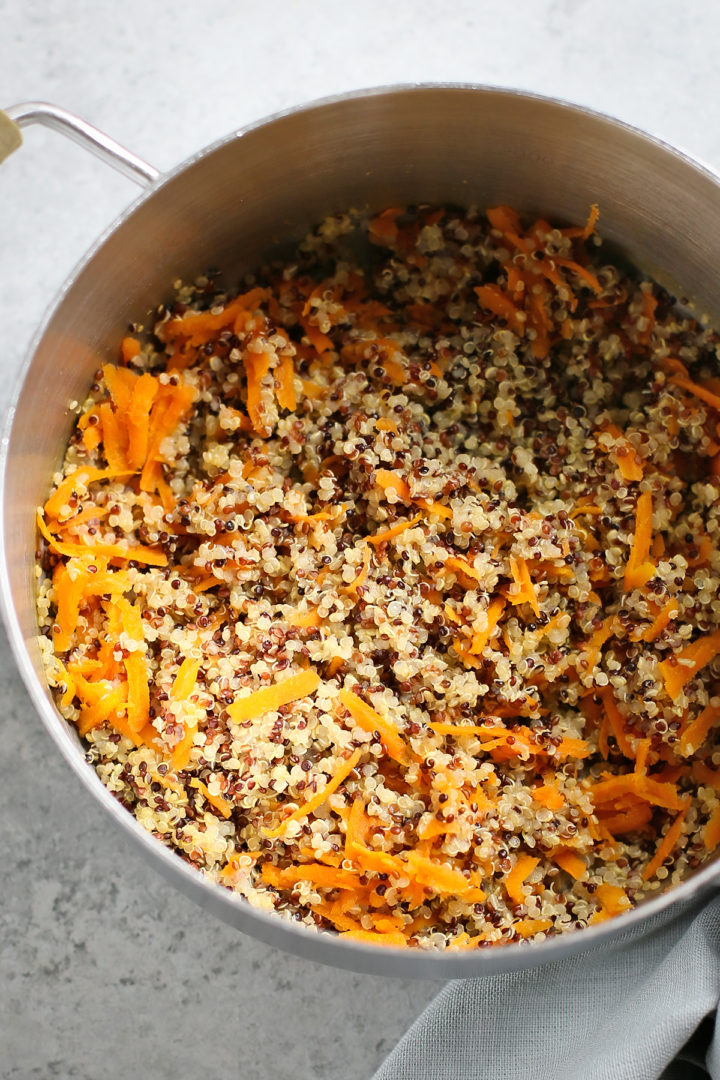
[{"x1": 5, "y1": 86, "x2": 720, "y2": 968}]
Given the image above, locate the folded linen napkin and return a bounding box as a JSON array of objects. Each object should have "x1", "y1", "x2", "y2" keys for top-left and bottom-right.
[{"x1": 373, "y1": 894, "x2": 720, "y2": 1080}]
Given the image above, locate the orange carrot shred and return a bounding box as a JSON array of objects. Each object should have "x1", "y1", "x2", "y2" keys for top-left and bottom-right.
[
  {"x1": 375, "y1": 469, "x2": 411, "y2": 501},
  {"x1": 170, "y1": 657, "x2": 201, "y2": 768},
  {"x1": 508, "y1": 556, "x2": 540, "y2": 617},
  {"x1": 338, "y1": 688, "x2": 407, "y2": 763},
  {"x1": 659, "y1": 630, "x2": 720, "y2": 700},
  {"x1": 228, "y1": 668, "x2": 321, "y2": 722},
  {"x1": 624, "y1": 490, "x2": 655, "y2": 591},
  {"x1": 532, "y1": 784, "x2": 565, "y2": 811},
  {"x1": 339, "y1": 929, "x2": 406, "y2": 947},
  {"x1": 505, "y1": 854, "x2": 539, "y2": 905},
  {"x1": 641, "y1": 598, "x2": 679, "y2": 642},
  {"x1": 514, "y1": 917, "x2": 552, "y2": 938},
  {"x1": 679, "y1": 702, "x2": 720, "y2": 756},
  {"x1": 475, "y1": 284, "x2": 525, "y2": 335},
  {"x1": 121, "y1": 336, "x2": 142, "y2": 364},
  {"x1": 366, "y1": 514, "x2": 422, "y2": 547},
  {"x1": 470, "y1": 597, "x2": 506, "y2": 655},
  {"x1": 553, "y1": 849, "x2": 587, "y2": 880},
  {"x1": 190, "y1": 778, "x2": 232, "y2": 818},
  {"x1": 669, "y1": 374, "x2": 720, "y2": 412},
  {"x1": 589, "y1": 884, "x2": 631, "y2": 923},
  {"x1": 264, "y1": 747, "x2": 363, "y2": 838},
  {"x1": 276, "y1": 352, "x2": 297, "y2": 412},
  {"x1": 642, "y1": 806, "x2": 688, "y2": 881}
]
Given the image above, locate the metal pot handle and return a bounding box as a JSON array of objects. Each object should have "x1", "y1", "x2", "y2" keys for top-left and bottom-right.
[{"x1": 0, "y1": 102, "x2": 160, "y2": 188}]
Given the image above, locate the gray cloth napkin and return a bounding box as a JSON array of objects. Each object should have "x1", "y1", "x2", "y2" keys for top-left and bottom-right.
[{"x1": 373, "y1": 895, "x2": 720, "y2": 1080}]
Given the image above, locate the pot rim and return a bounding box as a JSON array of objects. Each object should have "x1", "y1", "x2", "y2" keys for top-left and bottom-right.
[{"x1": 3, "y1": 81, "x2": 720, "y2": 977}]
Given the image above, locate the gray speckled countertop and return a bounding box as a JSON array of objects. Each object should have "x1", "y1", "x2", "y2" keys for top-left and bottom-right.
[{"x1": 2, "y1": 3, "x2": 720, "y2": 1077}]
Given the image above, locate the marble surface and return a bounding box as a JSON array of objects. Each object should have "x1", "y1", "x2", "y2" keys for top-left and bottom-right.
[{"x1": 2, "y1": 2, "x2": 720, "y2": 1077}]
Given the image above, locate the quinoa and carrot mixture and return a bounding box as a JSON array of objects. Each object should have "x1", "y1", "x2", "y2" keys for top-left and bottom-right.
[{"x1": 36, "y1": 203, "x2": 720, "y2": 949}]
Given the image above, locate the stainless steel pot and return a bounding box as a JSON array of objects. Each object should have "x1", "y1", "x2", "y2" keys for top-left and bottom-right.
[{"x1": 2, "y1": 85, "x2": 720, "y2": 977}]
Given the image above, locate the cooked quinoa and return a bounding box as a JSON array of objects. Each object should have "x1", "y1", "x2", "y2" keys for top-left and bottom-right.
[{"x1": 36, "y1": 203, "x2": 720, "y2": 949}]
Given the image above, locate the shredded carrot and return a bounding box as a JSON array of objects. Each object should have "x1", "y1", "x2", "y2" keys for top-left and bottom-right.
[
  {"x1": 505, "y1": 854, "x2": 539, "y2": 906},
  {"x1": 340, "y1": 544, "x2": 371, "y2": 598},
  {"x1": 98, "y1": 402, "x2": 129, "y2": 472},
  {"x1": 243, "y1": 349, "x2": 272, "y2": 434},
  {"x1": 556, "y1": 737, "x2": 590, "y2": 760},
  {"x1": 405, "y1": 852, "x2": 475, "y2": 897},
  {"x1": 169, "y1": 657, "x2": 201, "y2": 768},
  {"x1": 600, "y1": 802, "x2": 653, "y2": 835},
  {"x1": 346, "y1": 841, "x2": 402, "y2": 878},
  {"x1": 445, "y1": 555, "x2": 483, "y2": 588},
  {"x1": 262, "y1": 861, "x2": 359, "y2": 890},
  {"x1": 508, "y1": 556, "x2": 540, "y2": 617},
  {"x1": 487, "y1": 204, "x2": 524, "y2": 237},
  {"x1": 287, "y1": 608, "x2": 323, "y2": 629},
  {"x1": 228, "y1": 668, "x2": 321, "y2": 722},
  {"x1": 598, "y1": 423, "x2": 644, "y2": 484},
  {"x1": 532, "y1": 784, "x2": 564, "y2": 811},
  {"x1": 162, "y1": 287, "x2": 268, "y2": 348},
  {"x1": 375, "y1": 469, "x2": 411, "y2": 501},
  {"x1": 172, "y1": 657, "x2": 200, "y2": 700},
  {"x1": 642, "y1": 806, "x2": 688, "y2": 881},
  {"x1": 640, "y1": 598, "x2": 679, "y2": 643},
  {"x1": 429, "y1": 721, "x2": 506, "y2": 739},
  {"x1": 38, "y1": 510, "x2": 168, "y2": 567},
  {"x1": 263, "y1": 747, "x2": 363, "y2": 838},
  {"x1": 44, "y1": 466, "x2": 121, "y2": 521},
  {"x1": 366, "y1": 513, "x2": 422, "y2": 547},
  {"x1": 275, "y1": 352, "x2": 297, "y2": 412},
  {"x1": 553, "y1": 848, "x2": 587, "y2": 880},
  {"x1": 301, "y1": 321, "x2": 334, "y2": 354},
  {"x1": 43, "y1": 202, "x2": 720, "y2": 949},
  {"x1": 693, "y1": 762, "x2": 720, "y2": 789},
  {"x1": 669, "y1": 374, "x2": 720, "y2": 413},
  {"x1": 103, "y1": 364, "x2": 138, "y2": 411},
  {"x1": 125, "y1": 372, "x2": 159, "y2": 470},
  {"x1": 589, "y1": 884, "x2": 631, "y2": 923},
  {"x1": 686, "y1": 534, "x2": 712, "y2": 569},
  {"x1": 624, "y1": 490, "x2": 655, "y2": 591},
  {"x1": 583, "y1": 203, "x2": 599, "y2": 239},
  {"x1": 634, "y1": 738, "x2": 651, "y2": 775},
  {"x1": 415, "y1": 498, "x2": 452, "y2": 520},
  {"x1": 553, "y1": 257, "x2": 602, "y2": 295},
  {"x1": 581, "y1": 616, "x2": 616, "y2": 674},
  {"x1": 121, "y1": 335, "x2": 141, "y2": 364},
  {"x1": 470, "y1": 597, "x2": 506, "y2": 655},
  {"x1": 659, "y1": 630, "x2": 720, "y2": 700},
  {"x1": 300, "y1": 378, "x2": 325, "y2": 401},
  {"x1": 139, "y1": 380, "x2": 196, "y2": 497},
  {"x1": 50, "y1": 557, "x2": 129, "y2": 652},
  {"x1": 514, "y1": 917, "x2": 552, "y2": 938},
  {"x1": 598, "y1": 687, "x2": 635, "y2": 758},
  {"x1": 76, "y1": 683, "x2": 128, "y2": 737},
  {"x1": 591, "y1": 772, "x2": 689, "y2": 812},
  {"x1": 679, "y1": 702, "x2": 720, "y2": 756},
  {"x1": 338, "y1": 688, "x2": 407, "y2": 763},
  {"x1": 190, "y1": 778, "x2": 233, "y2": 819},
  {"x1": 474, "y1": 284, "x2": 525, "y2": 334},
  {"x1": 344, "y1": 796, "x2": 374, "y2": 858},
  {"x1": 338, "y1": 929, "x2": 406, "y2": 947}
]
